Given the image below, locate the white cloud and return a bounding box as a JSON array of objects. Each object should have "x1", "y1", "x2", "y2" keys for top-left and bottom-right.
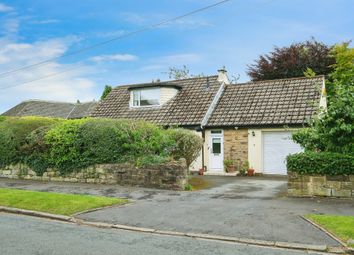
[
  {"x1": 121, "y1": 12, "x2": 147, "y2": 25},
  {"x1": 154, "y1": 53, "x2": 201, "y2": 65},
  {"x1": 139, "y1": 53, "x2": 202, "y2": 77},
  {"x1": 0, "y1": 36, "x2": 98, "y2": 113},
  {"x1": 31, "y1": 19, "x2": 60, "y2": 25},
  {"x1": 94, "y1": 30, "x2": 125, "y2": 38},
  {"x1": 0, "y1": 3, "x2": 14, "y2": 12},
  {"x1": 91, "y1": 54, "x2": 138, "y2": 63},
  {"x1": 2, "y1": 19, "x2": 19, "y2": 34}
]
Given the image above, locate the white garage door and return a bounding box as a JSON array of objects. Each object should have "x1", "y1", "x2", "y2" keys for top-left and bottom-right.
[{"x1": 263, "y1": 131, "x2": 303, "y2": 175}]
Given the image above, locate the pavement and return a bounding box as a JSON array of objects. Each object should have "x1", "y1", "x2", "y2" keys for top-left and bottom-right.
[
  {"x1": 1, "y1": 176, "x2": 353, "y2": 248},
  {"x1": 0, "y1": 213, "x2": 336, "y2": 255}
]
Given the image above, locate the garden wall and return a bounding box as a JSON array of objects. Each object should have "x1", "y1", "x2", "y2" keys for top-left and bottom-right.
[
  {"x1": 288, "y1": 171, "x2": 354, "y2": 197},
  {"x1": 0, "y1": 159, "x2": 187, "y2": 190}
]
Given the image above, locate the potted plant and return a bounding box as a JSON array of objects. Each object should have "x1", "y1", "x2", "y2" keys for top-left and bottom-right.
[
  {"x1": 198, "y1": 166, "x2": 206, "y2": 175},
  {"x1": 224, "y1": 159, "x2": 236, "y2": 173},
  {"x1": 239, "y1": 161, "x2": 248, "y2": 176},
  {"x1": 243, "y1": 161, "x2": 255, "y2": 176}
]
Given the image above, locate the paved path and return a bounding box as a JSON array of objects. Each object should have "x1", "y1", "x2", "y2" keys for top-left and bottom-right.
[
  {"x1": 1, "y1": 177, "x2": 353, "y2": 247},
  {"x1": 0, "y1": 213, "x2": 332, "y2": 255}
]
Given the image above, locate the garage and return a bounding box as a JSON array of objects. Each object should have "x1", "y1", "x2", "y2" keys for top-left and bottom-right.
[{"x1": 262, "y1": 131, "x2": 303, "y2": 175}]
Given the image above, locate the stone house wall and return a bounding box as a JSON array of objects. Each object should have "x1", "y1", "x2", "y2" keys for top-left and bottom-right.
[
  {"x1": 223, "y1": 129, "x2": 248, "y2": 170},
  {"x1": 288, "y1": 171, "x2": 354, "y2": 197},
  {"x1": 0, "y1": 159, "x2": 187, "y2": 190}
]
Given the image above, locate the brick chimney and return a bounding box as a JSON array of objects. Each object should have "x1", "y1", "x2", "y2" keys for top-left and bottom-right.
[{"x1": 217, "y1": 66, "x2": 230, "y2": 84}]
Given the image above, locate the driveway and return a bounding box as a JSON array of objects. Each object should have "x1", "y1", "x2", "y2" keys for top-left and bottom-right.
[{"x1": 1, "y1": 177, "x2": 353, "y2": 247}]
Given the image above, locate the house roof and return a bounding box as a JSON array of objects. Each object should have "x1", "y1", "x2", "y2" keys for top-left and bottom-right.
[
  {"x1": 206, "y1": 76, "x2": 324, "y2": 127},
  {"x1": 91, "y1": 76, "x2": 221, "y2": 126},
  {"x1": 2, "y1": 100, "x2": 98, "y2": 119},
  {"x1": 127, "y1": 82, "x2": 182, "y2": 90}
]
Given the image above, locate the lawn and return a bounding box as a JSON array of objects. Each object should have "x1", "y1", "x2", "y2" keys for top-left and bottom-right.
[
  {"x1": 0, "y1": 188, "x2": 128, "y2": 216},
  {"x1": 307, "y1": 214, "x2": 354, "y2": 247}
]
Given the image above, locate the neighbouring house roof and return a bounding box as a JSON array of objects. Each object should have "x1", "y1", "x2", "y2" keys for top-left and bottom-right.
[
  {"x1": 2, "y1": 100, "x2": 98, "y2": 119},
  {"x1": 206, "y1": 76, "x2": 324, "y2": 127},
  {"x1": 126, "y1": 82, "x2": 182, "y2": 90},
  {"x1": 91, "y1": 76, "x2": 221, "y2": 126}
]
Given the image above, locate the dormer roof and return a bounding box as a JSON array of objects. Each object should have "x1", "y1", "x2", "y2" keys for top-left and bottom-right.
[{"x1": 91, "y1": 75, "x2": 221, "y2": 127}]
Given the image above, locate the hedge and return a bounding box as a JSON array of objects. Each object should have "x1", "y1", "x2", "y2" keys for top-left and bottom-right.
[
  {"x1": 0, "y1": 117, "x2": 61, "y2": 167},
  {"x1": 287, "y1": 152, "x2": 354, "y2": 175},
  {"x1": 44, "y1": 118, "x2": 175, "y2": 173},
  {"x1": 0, "y1": 117, "x2": 202, "y2": 176}
]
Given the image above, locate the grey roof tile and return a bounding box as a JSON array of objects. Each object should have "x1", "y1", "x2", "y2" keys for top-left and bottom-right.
[
  {"x1": 91, "y1": 76, "x2": 221, "y2": 126},
  {"x1": 2, "y1": 100, "x2": 98, "y2": 119},
  {"x1": 206, "y1": 76, "x2": 323, "y2": 127}
]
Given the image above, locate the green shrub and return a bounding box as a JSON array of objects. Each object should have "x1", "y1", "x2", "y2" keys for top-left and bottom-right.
[
  {"x1": 44, "y1": 118, "x2": 90, "y2": 173},
  {"x1": 0, "y1": 117, "x2": 60, "y2": 167},
  {"x1": 166, "y1": 128, "x2": 203, "y2": 167},
  {"x1": 134, "y1": 155, "x2": 169, "y2": 168},
  {"x1": 287, "y1": 152, "x2": 354, "y2": 175},
  {"x1": 78, "y1": 119, "x2": 173, "y2": 166},
  {"x1": 43, "y1": 118, "x2": 176, "y2": 174},
  {"x1": 21, "y1": 126, "x2": 54, "y2": 175},
  {"x1": 184, "y1": 183, "x2": 193, "y2": 191},
  {"x1": 0, "y1": 116, "x2": 6, "y2": 122},
  {"x1": 0, "y1": 117, "x2": 202, "y2": 176}
]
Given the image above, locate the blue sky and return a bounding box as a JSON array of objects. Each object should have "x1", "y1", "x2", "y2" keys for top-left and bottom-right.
[{"x1": 0, "y1": 0, "x2": 353, "y2": 113}]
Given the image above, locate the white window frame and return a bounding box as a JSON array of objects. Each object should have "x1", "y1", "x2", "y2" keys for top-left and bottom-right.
[{"x1": 130, "y1": 88, "x2": 161, "y2": 108}]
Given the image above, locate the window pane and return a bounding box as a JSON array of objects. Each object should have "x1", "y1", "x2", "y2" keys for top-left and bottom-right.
[
  {"x1": 140, "y1": 89, "x2": 160, "y2": 106},
  {"x1": 212, "y1": 138, "x2": 221, "y2": 154},
  {"x1": 133, "y1": 91, "x2": 140, "y2": 106}
]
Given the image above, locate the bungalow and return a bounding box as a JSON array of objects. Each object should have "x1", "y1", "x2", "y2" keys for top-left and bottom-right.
[
  {"x1": 91, "y1": 69, "x2": 326, "y2": 175},
  {"x1": 2, "y1": 100, "x2": 98, "y2": 119}
]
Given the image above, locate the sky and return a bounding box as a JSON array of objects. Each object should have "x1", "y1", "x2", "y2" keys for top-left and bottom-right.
[{"x1": 0, "y1": 0, "x2": 353, "y2": 113}]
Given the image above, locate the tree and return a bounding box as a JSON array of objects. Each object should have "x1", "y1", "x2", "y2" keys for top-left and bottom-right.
[
  {"x1": 166, "y1": 65, "x2": 204, "y2": 80},
  {"x1": 292, "y1": 43, "x2": 354, "y2": 154},
  {"x1": 326, "y1": 42, "x2": 354, "y2": 97},
  {"x1": 100, "y1": 85, "x2": 112, "y2": 100},
  {"x1": 247, "y1": 38, "x2": 335, "y2": 81}
]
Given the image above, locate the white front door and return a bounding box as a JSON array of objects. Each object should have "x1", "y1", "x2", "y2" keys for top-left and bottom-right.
[
  {"x1": 209, "y1": 130, "x2": 223, "y2": 172},
  {"x1": 263, "y1": 131, "x2": 303, "y2": 175}
]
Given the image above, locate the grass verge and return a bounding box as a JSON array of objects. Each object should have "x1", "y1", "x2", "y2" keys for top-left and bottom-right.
[
  {"x1": 307, "y1": 214, "x2": 354, "y2": 247},
  {"x1": 0, "y1": 188, "x2": 127, "y2": 216}
]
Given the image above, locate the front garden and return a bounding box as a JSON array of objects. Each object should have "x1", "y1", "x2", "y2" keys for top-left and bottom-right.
[{"x1": 0, "y1": 117, "x2": 202, "y2": 190}]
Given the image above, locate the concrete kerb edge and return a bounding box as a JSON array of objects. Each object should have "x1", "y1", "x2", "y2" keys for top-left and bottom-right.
[
  {"x1": 0, "y1": 206, "x2": 74, "y2": 222},
  {"x1": 300, "y1": 215, "x2": 354, "y2": 254},
  {"x1": 72, "y1": 201, "x2": 132, "y2": 217},
  {"x1": 0, "y1": 206, "x2": 345, "y2": 254}
]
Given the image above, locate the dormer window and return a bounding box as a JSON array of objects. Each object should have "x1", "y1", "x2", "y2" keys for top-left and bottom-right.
[{"x1": 131, "y1": 88, "x2": 160, "y2": 107}]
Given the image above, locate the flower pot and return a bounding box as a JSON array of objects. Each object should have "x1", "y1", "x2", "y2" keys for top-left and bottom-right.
[
  {"x1": 198, "y1": 168, "x2": 204, "y2": 175},
  {"x1": 247, "y1": 169, "x2": 255, "y2": 176}
]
